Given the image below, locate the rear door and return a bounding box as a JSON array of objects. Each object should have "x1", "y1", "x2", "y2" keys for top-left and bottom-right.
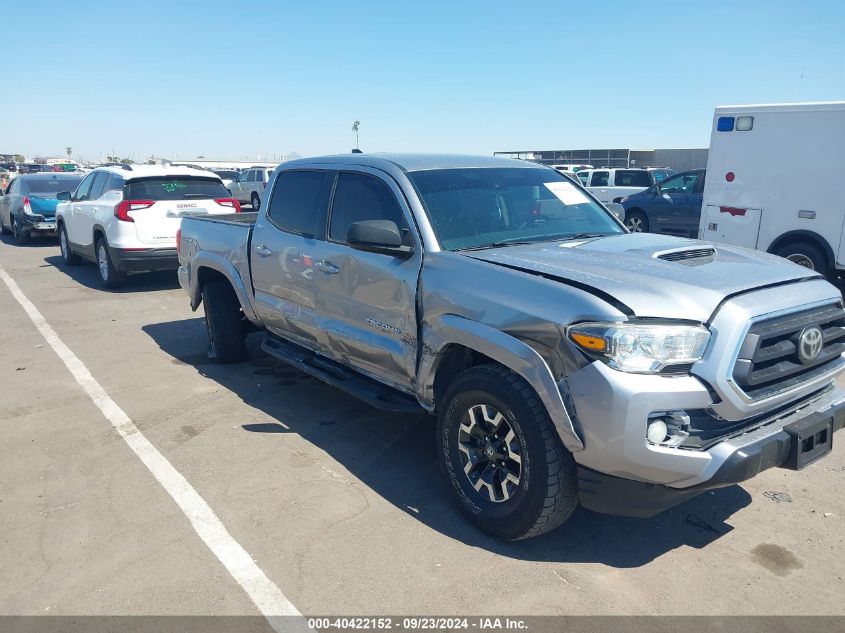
[
  {"x1": 124, "y1": 175, "x2": 232, "y2": 246},
  {"x1": 250, "y1": 169, "x2": 334, "y2": 350},
  {"x1": 587, "y1": 170, "x2": 610, "y2": 202},
  {"x1": 311, "y1": 169, "x2": 422, "y2": 390}
]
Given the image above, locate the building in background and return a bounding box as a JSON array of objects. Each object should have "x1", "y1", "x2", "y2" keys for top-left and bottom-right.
[{"x1": 494, "y1": 148, "x2": 708, "y2": 172}]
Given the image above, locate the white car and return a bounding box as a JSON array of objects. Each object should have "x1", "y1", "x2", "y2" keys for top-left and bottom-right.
[
  {"x1": 577, "y1": 168, "x2": 671, "y2": 203},
  {"x1": 551, "y1": 164, "x2": 592, "y2": 173},
  {"x1": 228, "y1": 166, "x2": 275, "y2": 210},
  {"x1": 55, "y1": 165, "x2": 241, "y2": 288}
]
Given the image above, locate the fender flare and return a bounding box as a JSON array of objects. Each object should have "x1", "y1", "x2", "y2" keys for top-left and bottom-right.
[
  {"x1": 418, "y1": 314, "x2": 584, "y2": 452},
  {"x1": 190, "y1": 251, "x2": 259, "y2": 323}
]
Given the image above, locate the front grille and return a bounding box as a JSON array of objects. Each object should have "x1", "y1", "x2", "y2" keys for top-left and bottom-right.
[{"x1": 732, "y1": 303, "x2": 845, "y2": 399}]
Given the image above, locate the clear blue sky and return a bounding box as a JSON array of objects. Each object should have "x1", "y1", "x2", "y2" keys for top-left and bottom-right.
[{"x1": 3, "y1": 0, "x2": 843, "y2": 161}]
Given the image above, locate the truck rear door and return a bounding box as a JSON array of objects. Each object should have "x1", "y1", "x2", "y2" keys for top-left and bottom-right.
[{"x1": 249, "y1": 169, "x2": 334, "y2": 351}]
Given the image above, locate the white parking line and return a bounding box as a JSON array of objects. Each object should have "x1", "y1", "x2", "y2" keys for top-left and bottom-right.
[{"x1": 0, "y1": 265, "x2": 303, "y2": 628}]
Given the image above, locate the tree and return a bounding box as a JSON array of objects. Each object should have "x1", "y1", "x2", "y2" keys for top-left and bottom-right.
[
  {"x1": 13, "y1": 155, "x2": 24, "y2": 163},
  {"x1": 66, "y1": 146, "x2": 72, "y2": 159}
]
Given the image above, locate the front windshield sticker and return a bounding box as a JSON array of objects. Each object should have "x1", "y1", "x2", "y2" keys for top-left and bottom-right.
[{"x1": 543, "y1": 181, "x2": 589, "y2": 206}]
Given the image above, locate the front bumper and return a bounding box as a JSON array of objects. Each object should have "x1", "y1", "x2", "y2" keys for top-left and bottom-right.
[
  {"x1": 108, "y1": 246, "x2": 178, "y2": 273},
  {"x1": 577, "y1": 396, "x2": 844, "y2": 517}
]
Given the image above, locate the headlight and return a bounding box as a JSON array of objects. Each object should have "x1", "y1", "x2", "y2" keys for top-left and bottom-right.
[{"x1": 567, "y1": 322, "x2": 710, "y2": 373}]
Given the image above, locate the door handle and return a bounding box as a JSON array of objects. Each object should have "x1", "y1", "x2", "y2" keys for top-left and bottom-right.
[
  {"x1": 315, "y1": 260, "x2": 340, "y2": 274},
  {"x1": 254, "y1": 244, "x2": 272, "y2": 257}
]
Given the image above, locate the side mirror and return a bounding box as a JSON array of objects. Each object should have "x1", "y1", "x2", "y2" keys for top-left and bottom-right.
[
  {"x1": 56, "y1": 191, "x2": 71, "y2": 201},
  {"x1": 605, "y1": 202, "x2": 625, "y2": 221},
  {"x1": 346, "y1": 219, "x2": 413, "y2": 257}
]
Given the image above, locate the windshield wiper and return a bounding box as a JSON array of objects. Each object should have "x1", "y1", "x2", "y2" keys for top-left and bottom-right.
[
  {"x1": 457, "y1": 232, "x2": 613, "y2": 252},
  {"x1": 558, "y1": 232, "x2": 610, "y2": 240},
  {"x1": 457, "y1": 238, "x2": 537, "y2": 252}
]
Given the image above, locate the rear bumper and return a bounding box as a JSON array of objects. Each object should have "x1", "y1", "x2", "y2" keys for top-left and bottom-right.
[
  {"x1": 577, "y1": 396, "x2": 845, "y2": 517},
  {"x1": 108, "y1": 246, "x2": 178, "y2": 273},
  {"x1": 20, "y1": 214, "x2": 57, "y2": 233}
]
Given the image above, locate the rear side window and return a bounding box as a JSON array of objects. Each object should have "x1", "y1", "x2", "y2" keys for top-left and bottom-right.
[
  {"x1": 613, "y1": 170, "x2": 651, "y2": 187},
  {"x1": 26, "y1": 176, "x2": 84, "y2": 195},
  {"x1": 125, "y1": 177, "x2": 229, "y2": 200},
  {"x1": 591, "y1": 171, "x2": 609, "y2": 187},
  {"x1": 266, "y1": 170, "x2": 330, "y2": 237},
  {"x1": 329, "y1": 172, "x2": 405, "y2": 243},
  {"x1": 105, "y1": 173, "x2": 124, "y2": 193}
]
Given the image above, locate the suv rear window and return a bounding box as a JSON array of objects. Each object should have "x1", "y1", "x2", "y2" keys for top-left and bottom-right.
[
  {"x1": 125, "y1": 176, "x2": 228, "y2": 200},
  {"x1": 613, "y1": 170, "x2": 651, "y2": 187},
  {"x1": 26, "y1": 176, "x2": 84, "y2": 195}
]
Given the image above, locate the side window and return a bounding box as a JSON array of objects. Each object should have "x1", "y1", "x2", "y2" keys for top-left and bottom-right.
[
  {"x1": 614, "y1": 170, "x2": 651, "y2": 187},
  {"x1": 247, "y1": 170, "x2": 257, "y2": 182},
  {"x1": 329, "y1": 172, "x2": 405, "y2": 243},
  {"x1": 106, "y1": 173, "x2": 124, "y2": 193},
  {"x1": 693, "y1": 172, "x2": 706, "y2": 194},
  {"x1": 7, "y1": 179, "x2": 19, "y2": 194},
  {"x1": 88, "y1": 172, "x2": 108, "y2": 200},
  {"x1": 266, "y1": 170, "x2": 329, "y2": 237},
  {"x1": 591, "y1": 171, "x2": 609, "y2": 187},
  {"x1": 577, "y1": 172, "x2": 589, "y2": 185},
  {"x1": 74, "y1": 173, "x2": 96, "y2": 201},
  {"x1": 661, "y1": 172, "x2": 700, "y2": 194}
]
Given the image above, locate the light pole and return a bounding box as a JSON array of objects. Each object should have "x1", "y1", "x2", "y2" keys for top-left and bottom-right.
[{"x1": 352, "y1": 120, "x2": 360, "y2": 151}]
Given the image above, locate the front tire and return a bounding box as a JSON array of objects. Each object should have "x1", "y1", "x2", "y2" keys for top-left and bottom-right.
[
  {"x1": 438, "y1": 364, "x2": 579, "y2": 540},
  {"x1": 202, "y1": 280, "x2": 247, "y2": 363},
  {"x1": 251, "y1": 192, "x2": 261, "y2": 211},
  {"x1": 624, "y1": 210, "x2": 648, "y2": 233},
  {"x1": 59, "y1": 225, "x2": 81, "y2": 265},
  {"x1": 96, "y1": 237, "x2": 125, "y2": 288}
]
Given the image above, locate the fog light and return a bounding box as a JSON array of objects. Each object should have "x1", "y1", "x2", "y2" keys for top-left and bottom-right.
[{"x1": 647, "y1": 419, "x2": 668, "y2": 444}]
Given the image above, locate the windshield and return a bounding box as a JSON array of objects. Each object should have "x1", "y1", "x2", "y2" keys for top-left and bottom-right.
[
  {"x1": 25, "y1": 176, "x2": 84, "y2": 195},
  {"x1": 408, "y1": 167, "x2": 624, "y2": 251},
  {"x1": 125, "y1": 176, "x2": 229, "y2": 200},
  {"x1": 214, "y1": 170, "x2": 238, "y2": 179}
]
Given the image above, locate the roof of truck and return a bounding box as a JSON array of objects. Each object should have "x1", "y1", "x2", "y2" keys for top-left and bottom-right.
[{"x1": 282, "y1": 153, "x2": 551, "y2": 173}]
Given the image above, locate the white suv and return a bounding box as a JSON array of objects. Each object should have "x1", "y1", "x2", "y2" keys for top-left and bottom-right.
[
  {"x1": 228, "y1": 166, "x2": 275, "y2": 210},
  {"x1": 577, "y1": 168, "x2": 674, "y2": 203},
  {"x1": 55, "y1": 165, "x2": 240, "y2": 288}
]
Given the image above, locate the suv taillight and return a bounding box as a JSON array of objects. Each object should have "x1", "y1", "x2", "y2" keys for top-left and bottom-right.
[
  {"x1": 215, "y1": 197, "x2": 242, "y2": 213},
  {"x1": 115, "y1": 200, "x2": 154, "y2": 222}
]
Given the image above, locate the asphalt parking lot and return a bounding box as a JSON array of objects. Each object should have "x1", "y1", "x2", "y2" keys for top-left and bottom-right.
[{"x1": 1, "y1": 231, "x2": 844, "y2": 618}]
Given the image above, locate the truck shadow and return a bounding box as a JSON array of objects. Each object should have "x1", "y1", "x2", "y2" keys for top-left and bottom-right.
[
  {"x1": 143, "y1": 317, "x2": 751, "y2": 568},
  {"x1": 43, "y1": 255, "x2": 180, "y2": 293}
]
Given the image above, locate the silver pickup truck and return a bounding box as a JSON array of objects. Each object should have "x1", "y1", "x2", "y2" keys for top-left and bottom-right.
[{"x1": 178, "y1": 154, "x2": 845, "y2": 540}]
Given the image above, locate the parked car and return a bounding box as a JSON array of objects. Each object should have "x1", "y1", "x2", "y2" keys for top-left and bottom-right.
[
  {"x1": 551, "y1": 164, "x2": 592, "y2": 173},
  {"x1": 228, "y1": 167, "x2": 275, "y2": 210},
  {"x1": 212, "y1": 169, "x2": 239, "y2": 191},
  {"x1": 0, "y1": 172, "x2": 84, "y2": 243},
  {"x1": 578, "y1": 168, "x2": 669, "y2": 203},
  {"x1": 700, "y1": 101, "x2": 845, "y2": 277},
  {"x1": 620, "y1": 169, "x2": 706, "y2": 237},
  {"x1": 178, "y1": 153, "x2": 844, "y2": 540},
  {"x1": 645, "y1": 167, "x2": 675, "y2": 183},
  {"x1": 55, "y1": 165, "x2": 240, "y2": 288}
]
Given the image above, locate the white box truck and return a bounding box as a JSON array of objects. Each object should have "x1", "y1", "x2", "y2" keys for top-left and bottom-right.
[{"x1": 699, "y1": 101, "x2": 845, "y2": 278}]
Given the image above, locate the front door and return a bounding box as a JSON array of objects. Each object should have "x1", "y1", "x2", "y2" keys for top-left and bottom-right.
[
  {"x1": 311, "y1": 169, "x2": 422, "y2": 391},
  {"x1": 67, "y1": 172, "x2": 96, "y2": 246},
  {"x1": 651, "y1": 170, "x2": 702, "y2": 236}
]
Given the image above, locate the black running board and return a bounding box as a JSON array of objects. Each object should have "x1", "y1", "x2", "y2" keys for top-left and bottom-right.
[{"x1": 260, "y1": 334, "x2": 425, "y2": 414}]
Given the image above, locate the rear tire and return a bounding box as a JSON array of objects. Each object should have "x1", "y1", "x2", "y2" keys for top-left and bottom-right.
[
  {"x1": 202, "y1": 280, "x2": 247, "y2": 363},
  {"x1": 96, "y1": 237, "x2": 125, "y2": 288},
  {"x1": 59, "y1": 225, "x2": 81, "y2": 265},
  {"x1": 437, "y1": 364, "x2": 579, "y2": 540},
  {"x1": 775, "y1": 242, "x2": 828, "y2": 274},
  {"x1": 12, "y1": 216, "x2": 29, "y2": 244},
  {"x1": 624, "y1": 210, "x2": 648, "y2": 233},
  {"x1": 251, "y1": 192, "x2": 261, "y2": 211}
]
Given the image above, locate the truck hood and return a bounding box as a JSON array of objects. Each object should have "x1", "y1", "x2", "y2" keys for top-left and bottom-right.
[{"x1": 465, "y1": 233, "x2": 818, "y2": 322}]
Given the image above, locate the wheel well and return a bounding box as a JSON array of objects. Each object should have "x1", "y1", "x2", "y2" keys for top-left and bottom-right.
[
  {"x1": 93, "y1": 227, "x2": 105, "y2": 246},
  {"x1": 767, "y1": 231, "x2": 834, "y2": 269},
  {"x1": 625, "y1": 207, "x2": 645, "y2": 216},
  {"x1": 432, "y1": 344, "x2": 496, "y2": 411},
  {"x1": 196, "y1": 267, "x2": 231, "y2": 298}
]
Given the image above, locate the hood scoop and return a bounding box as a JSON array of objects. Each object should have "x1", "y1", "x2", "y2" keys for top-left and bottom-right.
[{"x1": 655, "y1": 247, "x2": 716, "y2": 265}]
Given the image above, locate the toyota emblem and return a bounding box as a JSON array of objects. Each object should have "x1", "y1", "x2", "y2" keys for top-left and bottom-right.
[{"x1": 797, "y1": 326, "x2": 823, "y2": 365}]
